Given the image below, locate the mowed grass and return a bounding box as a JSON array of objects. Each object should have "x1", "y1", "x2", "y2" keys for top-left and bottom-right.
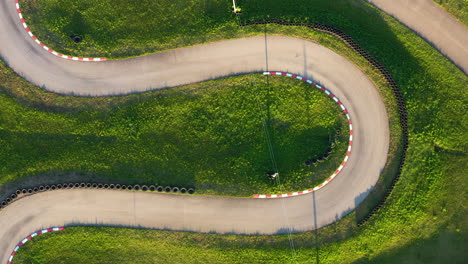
[
  {"x1": 0, "y1": 64, "x2": 348, "y2": 197},
  {"x1": 5, "y1": 0, "x2": 468, "y2": 263},
  {"x1": 19, "y1": 0, "x2": 245, "y2": 58}
]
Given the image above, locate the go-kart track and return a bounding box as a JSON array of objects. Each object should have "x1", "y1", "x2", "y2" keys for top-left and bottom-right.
[{"x1": 0, "y1": 0, "x2": 466, "y2": 262}]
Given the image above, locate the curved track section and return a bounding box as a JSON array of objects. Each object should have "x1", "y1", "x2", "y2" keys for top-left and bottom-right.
[
  {"x1": 0, "y1": 0, "x2": 389, "y2": 262},
  {"x1": 367, "y1": 0, "x2": 468, "y2": 74},
  {"x1": 6, "y1": 227, "x2": 65, "y2": 264},
  {"x1": 253, "y1": 71, "x2": 353, "y2": 199}
]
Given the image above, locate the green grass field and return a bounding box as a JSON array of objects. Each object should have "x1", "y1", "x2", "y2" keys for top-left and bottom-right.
[
  {"x1": 5, "y1": 0, "x2": 468, "y2": 263},
  {"x1": 0, "y1": 67, "x2": 348, "y2": 197}
]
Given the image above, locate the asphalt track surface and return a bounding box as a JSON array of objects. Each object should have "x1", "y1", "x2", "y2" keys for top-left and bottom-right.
[
  {"x1": 0, "y1": 0, "x2": 463, "y2": 262},
  {"x1": 367, "y1": 0, "x2": 468, "y2": 74}
]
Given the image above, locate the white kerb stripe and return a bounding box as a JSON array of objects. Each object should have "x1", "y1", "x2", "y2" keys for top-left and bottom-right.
[
  {"x1": 340, "y1": 105, "x2": 346, "y2": 110},
  {"x1": 21, "y1": 238, "x2": 28, "y2": 244},
  {"x1": 14, "y1": 246, "x2": 19, "y2": 252},
  {"x1": 16, "y1": 3, "x2": 19, "y2": 8},
  {"x1": 18, "y1": 13, "x2": 23, "y2": 19}
]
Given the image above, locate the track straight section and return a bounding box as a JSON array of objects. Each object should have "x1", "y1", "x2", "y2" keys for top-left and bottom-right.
[
  {"x1": 253, "y1": 72, "x2": 353, "y2": 198},
  {"x1": 14, "y1": 0, "x2": 106, "y2": 61},
  {"x1": 7, "y1": 227, "x2": 65, "y2": 264}
]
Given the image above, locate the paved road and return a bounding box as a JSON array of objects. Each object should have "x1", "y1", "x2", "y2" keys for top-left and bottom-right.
[
  {"x1": 0, "y1": 0, "x2": 392, "y2": 262},
  {"x1": 367, "y1": 0, "x2": 468, "y2": 74}
]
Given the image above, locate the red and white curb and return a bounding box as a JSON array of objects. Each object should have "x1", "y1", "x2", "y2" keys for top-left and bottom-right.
[
  {"x1": 14, "y1": 0, "x2": 106, "y2": 62},
  {"x1": 7, "y1": 227, "x2": 65, "y2": 264},
  {"x1": 253, "y1": 72, "x2": 353, "y2": 198}
]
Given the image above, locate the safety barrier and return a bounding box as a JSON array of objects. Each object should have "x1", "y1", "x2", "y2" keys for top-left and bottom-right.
[{"x1": 0, "y1": 183, "x2": 195, "y2": 211}]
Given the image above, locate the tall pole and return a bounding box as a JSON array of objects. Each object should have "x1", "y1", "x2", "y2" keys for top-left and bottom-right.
[{"x1": 232, "y1": 0, "x2": 237, "y2": 12}]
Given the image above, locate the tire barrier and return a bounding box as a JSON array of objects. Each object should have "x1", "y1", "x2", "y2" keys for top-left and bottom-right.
[
  {"x1": 254, "y1": 72, "x2": 353, "y2": 198},
  {"x1": 0, "y1": 182, "x2": 195, "y2": 213},
  {"x1": 305, "y1": 129, "x2": 341, "y2": 166},
  {"x1": 240, "y1": 20, "x2": 408, "y2": 224},
  {"x1": 7, "y1": 227, "x2": 65, "y2": 264}
]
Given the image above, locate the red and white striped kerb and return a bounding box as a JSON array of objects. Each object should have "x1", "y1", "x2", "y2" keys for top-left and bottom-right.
[
  {"x1": 14, "y1": 0, "x2": 106, "y2": 62},
  {"x1": 253, "y1": 72, "x2": 353, "y2": 198},
  {"x1": 7, "y1": 227, "x2": 65, "y2": 264}
]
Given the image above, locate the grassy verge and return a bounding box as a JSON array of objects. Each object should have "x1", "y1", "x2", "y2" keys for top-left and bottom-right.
[
  {"x1": 5, "y1": 0, "x2": 467, "y2": 263},
  {"x1": 433, "y1": 0, "x2": 468, "y2": 26},
  {"x1": 0, "y1": 61, "x2": 348, "y2": 197}
]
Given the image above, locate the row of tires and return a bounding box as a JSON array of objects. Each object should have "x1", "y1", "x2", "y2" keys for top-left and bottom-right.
[
  {"x1": 305, "y1": 129, "x2": 342, "y2": 166},
  {"x1": 241, "y1": 19, "x2": 409, "y2": 226},
  {"x1": 0, "y1": 184, "x2": 195, "y2": 209}
]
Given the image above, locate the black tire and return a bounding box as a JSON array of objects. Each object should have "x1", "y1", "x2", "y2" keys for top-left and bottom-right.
[
  {"x1": 22, "y1": 189, "x2": 28, "y2": 194},
  {"x1": 1, "y1": 201, "x2": 6, "y2": 207},
  {"x1": 28, "y1": 189, "x2": 33, "y2": 193},
  {"x1": 149, "y1": 185, "x2": 156, "y2": 191},
  {"x1": 10, "y1": 193, "x2": 17, "y2": 199},
  {"x1": 6, "y1": 198, "x2": 11, "y2": 203},
  {"x1": 57, "y1": 184, "x2": 63, "y2": 190},
  {"x1": 141, "y1": 185, "x2": 148, "y2": 191},
  {"x1": 187, "y1": 188, "x2": 195, "y2": 194},
  {"x1": 33, "y1": 187, "x2": 39, "y2": 192},
  {"x1": 51, "y1": 185, "x2": 57, "y2": 190},
  {"x1": 91, "y1": 183, "x2": 98, "y2": 188},
  {"x1": 86, "y1": 183, "x2": 92, "y2": 188},
  {"x1": 74, "y1": 183, "x2": 80, "y2": 188},
  {"x1": 115, "y1": 184, "x2": 121, "y2": 190},
  {"x1": 39, "y1": 186, "x2": 45, "y2": 191},
  {"x1": 62, "y1": 183, "x2": 69, "y2": 189},
  {"x1": 121, "y1": 185, "x2": 127, "y2": 190},
  {"x1": 16, "y1": 190, "x2": 21, "y2": 195},
  {"x1": 97, "y1": 184, "x2": 103, "y2": 189},
  {"x1": 109, "y1": 184, "x2": 115, "y2": 189},
  {"x1": 133, "y1": 185, "x2": 140, "y2": 191},
  {"x1": 156, "y1": 186, "x2": 163, "y2": 192},
  {"x1": 127, "y1": 185, "x2": 133, "y2": 191},
  {"x1": 172, "y1": 187, "x2": 179, "y2": 193},
  {"x1": 164, "y1": 186, "x2": 172, "y2": 193},
  {"x1": 45, "y1": 185, "x2": 50, "y2": 191},
  {"x1": 180, "y1": 188, "x2": 187, "y2": 194}
]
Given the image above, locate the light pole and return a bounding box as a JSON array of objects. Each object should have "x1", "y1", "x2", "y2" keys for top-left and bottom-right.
[{"x1": 232, "y1": 0, "x2": 241, "y2": 13}]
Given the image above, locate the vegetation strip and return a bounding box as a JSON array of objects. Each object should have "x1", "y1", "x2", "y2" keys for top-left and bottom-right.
[
  {"x1": 14, "y1": 0, "x2": 106, "y2": 61},
  {"x1": 253, "y1": 71, "x2": 352, "y2": 199},
  {"x1": 7, "y1": 227, "x2": 65, "y2": 264}
]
